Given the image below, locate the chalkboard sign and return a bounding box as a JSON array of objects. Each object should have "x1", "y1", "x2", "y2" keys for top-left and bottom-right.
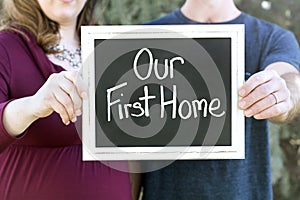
[{"x1": 81, "y1": 25, "x2": 245, "y2": 160}]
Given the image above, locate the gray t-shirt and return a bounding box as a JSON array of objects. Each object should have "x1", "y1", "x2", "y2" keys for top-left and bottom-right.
[{"x1": 142, "y1": 10, "x2": 300, "y2": 200}]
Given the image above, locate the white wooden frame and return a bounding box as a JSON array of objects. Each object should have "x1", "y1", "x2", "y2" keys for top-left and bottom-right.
[{"x1": 81, "y1": 25, "x2": 245, "y2": 160}]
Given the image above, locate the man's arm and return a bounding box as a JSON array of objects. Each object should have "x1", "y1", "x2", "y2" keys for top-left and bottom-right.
[{"x1": 238, "y1": 62, "x2": 300, "y2": 123}]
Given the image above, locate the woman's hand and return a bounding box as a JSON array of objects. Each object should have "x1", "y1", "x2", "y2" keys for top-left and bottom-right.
[{"x1": 32, "y1": 71, "x2": 88, "y2": 125}]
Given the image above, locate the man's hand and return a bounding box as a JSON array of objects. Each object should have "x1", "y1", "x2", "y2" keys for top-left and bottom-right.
[
  {"x1": 238, "y1": 70, "x2": 291, "y2": 120},
  {"x1": 238, "y1": 62, "x2": 300, "y2": 123}
]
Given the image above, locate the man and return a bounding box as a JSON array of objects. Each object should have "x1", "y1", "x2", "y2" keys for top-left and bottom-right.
[{"x1": 142, "y1": 0, "x2": 300, "y2": 199}]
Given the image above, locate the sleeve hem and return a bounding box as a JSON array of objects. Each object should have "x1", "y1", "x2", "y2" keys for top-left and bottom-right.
[
  {"x1": 261, "y1": 58, "x2": 300, "y2": 72},
  {"x1": 0, "y1": 100, "x2": 27, "y2": 144}
]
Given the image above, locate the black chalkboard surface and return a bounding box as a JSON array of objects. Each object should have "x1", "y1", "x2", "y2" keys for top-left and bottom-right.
[{"x1": 82, "y1": 25, "x2": 245, "y2": 160}]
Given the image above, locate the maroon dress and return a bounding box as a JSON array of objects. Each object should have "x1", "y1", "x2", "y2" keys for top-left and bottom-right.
[{"x1": 0, "y1": 30, "x2": 132, "y2": 200}]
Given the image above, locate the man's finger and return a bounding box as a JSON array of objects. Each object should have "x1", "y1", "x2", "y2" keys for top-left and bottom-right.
[
  {"x1": 243, "y1": 93, "x2": 277, "y2": 117},
  {"x1": 239, "y1": 70, "x2": 277, "y2": 97},
  {"x1": 238, "y1": 78, "x2": 281, "y2": 109},
  {"x1": 253, "y1": 101, "x2": 290, "y2": 120}
]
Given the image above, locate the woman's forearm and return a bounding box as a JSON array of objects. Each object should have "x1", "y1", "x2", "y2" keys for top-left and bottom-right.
[{"x1": 3, "y1": 96, "x2": 39, "y2": 137}]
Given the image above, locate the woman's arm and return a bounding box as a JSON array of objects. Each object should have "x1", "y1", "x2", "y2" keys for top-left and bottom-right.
[
  {"x1": 3, "y1": 96, "x2": 39, "y2": 137},
  {"x1": 2, "y1": 71, "x2": 87, "y2": 136}
]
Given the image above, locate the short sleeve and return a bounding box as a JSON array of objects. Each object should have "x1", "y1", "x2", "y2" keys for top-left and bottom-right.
[
  {"x1": 0, "y1": 41, "x2": 16, "y2": 152},
  {"x1": 0, "y1": 101, "x2": 17, "y2": 152},
  {"x1": 261, "y1": 28, "x2": 300, "y2": 71}
]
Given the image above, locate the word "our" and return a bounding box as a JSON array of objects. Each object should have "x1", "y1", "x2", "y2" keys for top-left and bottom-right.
[{"x1": 133, "y1": 48, "x2": 184, "y2": 80}]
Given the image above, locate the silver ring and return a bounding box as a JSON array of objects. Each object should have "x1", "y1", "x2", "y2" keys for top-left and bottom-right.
[{"x1": 271, "y1": 93, "x2": 279, "y2": 104}]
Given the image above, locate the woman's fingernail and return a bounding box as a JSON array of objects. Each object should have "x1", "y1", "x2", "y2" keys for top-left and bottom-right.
[
  {"x1": 76, "y1": 110, "x2": 82, "y2": 116},
  {"x1": 72, "y1": 116, "x2": 77, "y2": 123}
]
